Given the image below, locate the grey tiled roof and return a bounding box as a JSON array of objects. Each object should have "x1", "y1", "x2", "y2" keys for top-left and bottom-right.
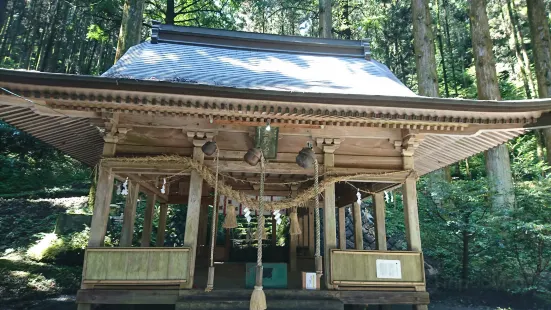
[{"x1": 102, "y1": 41, "x2": 416, "y2": 97}]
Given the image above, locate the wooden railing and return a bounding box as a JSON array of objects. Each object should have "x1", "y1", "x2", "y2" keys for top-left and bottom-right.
[
  {"x1": 330, "y1": 250, "x2": 425, "y2": 290},
  {"x1": 82, "y1": 247, "x2": 191, "y2": 285}
]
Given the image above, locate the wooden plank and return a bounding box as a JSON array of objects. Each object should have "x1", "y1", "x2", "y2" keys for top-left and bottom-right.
[
  {"x1": 77, "y1": 288, "x2": 429, "y2": 305},
  {"x1": 77, "y1": 289, "x2": 179, "y2": 304},
  {"x1": 156, "y1": 203, "x2": 169, "y2": 246},
  {"x1": 120, "y1": 182, "x2": 140, "y2": 247},
  {"x1": 182, "y1": 144, "x2": 205, "y2": 289},
  {"x1": 88, "y1": 165, "x2": 114, "y2": 247},
  {"x1": 147, "y1": 251, "x2": 169, "y2": 280},
  {"x1": 167, "y1": 250, "x2": 190, "y2": 281},
  {"x1": 330, "y1": 250, "x2": 425, "y2": 286},
  {"x1": 338, "y1": 207, "x2": 346, "y2": 250},
  {"x1": 141, "y1": 191, "x2": 157, "y2": 247},
  {"x1": 353, "y1": 202, "x2": 363, "y2": 250},
  {"x1": 126, "y1": 250, "x2": 150, "y2": 281},
  {"x1": 104, "y1": 251, "x2": 128, "y2": 281},
  {"x1": 83, "y1": 251, "x2": 107, "y2": 280},
  {"x1": 373, "y1": 193, "x2": 387, "y2": 251}
]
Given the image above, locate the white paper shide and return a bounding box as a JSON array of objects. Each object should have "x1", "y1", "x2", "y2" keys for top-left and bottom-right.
[{"x1": 376, "y1": 259, "x2": 402, "y2": 279}]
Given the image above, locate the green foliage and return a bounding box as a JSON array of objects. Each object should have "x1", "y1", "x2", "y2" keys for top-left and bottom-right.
[{"x1": 0, "y1": 122, "x2": 90, "y2": 196}]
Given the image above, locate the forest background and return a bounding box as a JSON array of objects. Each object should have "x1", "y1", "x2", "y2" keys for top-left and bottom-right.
[{"x1": 0, "y1": 0, "x2": 551, "y2": 309}]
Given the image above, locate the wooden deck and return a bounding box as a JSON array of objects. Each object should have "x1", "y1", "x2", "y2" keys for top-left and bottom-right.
[
  {"x1": 77, "y1": 261, "x2": 429, "y2": 306},
  {"x1": 77, "y1": 288, "x2": 430, "y2": 306}
]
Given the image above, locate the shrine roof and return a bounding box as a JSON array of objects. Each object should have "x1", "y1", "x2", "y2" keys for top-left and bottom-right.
[{"x1": 102, "y1": 24, "x2": 415, "y2": 97}]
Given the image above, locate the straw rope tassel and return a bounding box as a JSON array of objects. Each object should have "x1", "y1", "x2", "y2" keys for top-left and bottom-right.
[
  {"x1": 290, "y1": 207, "x2": 301, "y2": 236},
  {"x1": 223, "y1": 204, "x2": 238, "y2": 229},
  {"x1": 205, "y1": 150, "x2": 220, "y2": 292},
  {"x1": 314, "y1": 159, "x2": 323, "y2": 276},
  {"x1": 250, "y1": 154, "x2": 267, "y2": 310}
]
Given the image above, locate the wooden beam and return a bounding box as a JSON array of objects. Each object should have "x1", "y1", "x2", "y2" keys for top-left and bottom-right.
[
  {"x1": 141, "y1": 190, "x2": 156, "y2": 247},
  {"x1": 125, "y1": 174, "x2": 168, "y2": 202},
  {"x1": 182, "y1": 141, "x2": 206, "y2": 289},
  {"x1": 373, "y1": 192, "x2": 387, "y2": 251},
  {"x1": 353, "y1": 202, "x2": 363, "y2": 250},
  {"x1": 156, "y1": 203, "x2": 169, "y2": 246},
  {"x1": 106, "y1": 159, "x2": 402, "y2": 177},
  {"x1": 120, "y1": 182, "x2": 140, "y2": 247},
  {"x1": 338, "y1": 207, "x2": 346, "y2": 250}
]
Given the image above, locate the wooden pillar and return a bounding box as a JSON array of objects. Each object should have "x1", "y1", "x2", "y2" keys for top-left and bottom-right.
[
  {"x1": 79, "y1": 126, "x2": 118, "y2": 310},
  {"x1": 156, "y1": 203, "x2": 168, "y2": 246},
  {"x1": 403, "y1": 175, "x2": 422, "y2": 251},
  {"x1": 373, "y1": 193, "x2": 387, "y2": 251},
  {"x1": 87, "y1": 164, "x2": 115, "y2": 247},
  {"x1": 353, "y1": 202, "x2": 363, "y2": 250},
  {"x1": 120, "y1": 182, "x2": 140, "y2": 247},
  {"x1": 271, "y1": 215, "x2": 277, "y2": 247},
  {"x1": 308, "y1": 205, "x2": 314, "y2": 256},
  {"x1": 338, "y1": 207, "x2": 346, "y2": 250},
  {"x1": 402, "y1": 156, "x2": 422, "y2": 252},
  {"x1": 197, "y1": 199, "x2": 210, "y2": 257},
  {"x1": 289, "y1": 186, "x2": 299, "y2": 271},
  {"x1": 182, "y1": 137, "x2": 206, "y2": 289},
  {"x1": 318, "y1": 138, "x2": 340, "y2": 289},
  {"x1": 140, "y1": 192, "x2": 156, "y2": 247}
]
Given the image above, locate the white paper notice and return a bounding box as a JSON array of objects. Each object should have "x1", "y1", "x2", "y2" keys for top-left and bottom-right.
[
  {"x1": 376, "y1": 259, "x2": 402, "y2": 279},
  {"x1": 305, "y1": 272, "x2": 317, "y2": 290}
]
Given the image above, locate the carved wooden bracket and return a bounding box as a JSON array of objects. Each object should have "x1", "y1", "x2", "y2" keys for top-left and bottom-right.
[
  {"x1": 315, "y1": 137, "x2": 342, "y2": 154},
  {"x1": 186, "y1": 131, "x2": 216, "y2": 147}
]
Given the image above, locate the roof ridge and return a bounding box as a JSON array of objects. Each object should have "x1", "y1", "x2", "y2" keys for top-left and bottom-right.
[{"x1": 150, "y1": 21, "x2": 371, "y2": 59}]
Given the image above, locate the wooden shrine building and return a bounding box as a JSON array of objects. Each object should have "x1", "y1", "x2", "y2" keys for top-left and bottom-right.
[{"x1": 2, "y1": 24, "x2": 551, "y2": 310}]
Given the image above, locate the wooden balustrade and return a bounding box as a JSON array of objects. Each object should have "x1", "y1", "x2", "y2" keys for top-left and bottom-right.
[
  {"x1": 82, "y1": 247, "x2": 191, "y2": 285},
  {"x1": 330, "y1": 250, "x2": 425, "y2": 290}
]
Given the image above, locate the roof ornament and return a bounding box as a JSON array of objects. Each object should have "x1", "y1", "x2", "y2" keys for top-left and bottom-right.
[
  {"x1": 361, "y1": 39, "x2": 371, "y2": 60},
  {"x1": 151, "y1": 20, "x2": 161, "y2": 44}
]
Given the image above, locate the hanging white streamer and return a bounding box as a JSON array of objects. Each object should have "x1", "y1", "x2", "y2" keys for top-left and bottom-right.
[
  {"x1": 121, "y1": 178, "x2": 129, "y2": 196},
  {"x1": 161, "y1": 178, "x2": 167, "y2": 194}
]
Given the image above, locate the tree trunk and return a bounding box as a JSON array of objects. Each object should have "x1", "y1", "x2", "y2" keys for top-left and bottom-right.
[
  {"x1": 509, "y1": 0, "x2": 538, "y2": 95},
  {"x1": 527, "y1": 0, "x2": 551, "y2": 165},
  {"x1": 443, "y1": 0, "x2": 459, "y2": 96},
  {"x1": 0, "y1": 0, "x2": 26, "y2": 60},
  {"x1": 39, "y1": 0, "x2": 61, "y2": 72},
  {"x1": 0, "y1": 0, "x2": 7, "y2": 28},
  {"x1": 166, "y1": 0, "x2": 175, "y2": 25},
  {"x1": 435, "y1": 0, "x2": 449, "y2": 97},
  {"x1": 505, "y1": 0, "x2": 533, "y2": 99},
  {"x1": 115, "y1": 0, "x2": 145, "y2": 62},
  {"x1": 470, "y1": 0, "x2": 515, "y2": 210},
  {"x1": 319, "y1": 0, "x2": 332, "y2": 38},
  {"x1": 461, "y1": 227, "x2": 470, "y2": 290},
  {"x1": 412, "y1": 0, "x2": 451, "y2": 181}
]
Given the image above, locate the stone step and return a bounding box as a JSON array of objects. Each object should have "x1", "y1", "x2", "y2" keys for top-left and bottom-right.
[{"x1": 176, "y1": 299, "x2": 344, "y2": 310}]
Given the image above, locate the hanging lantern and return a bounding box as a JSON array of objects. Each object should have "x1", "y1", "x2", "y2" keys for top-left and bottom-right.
[
  {"x1": 296, "y1": 147, "x2": 316, "y2": 169},
  {"x1": 202, "y1": 141, "x2": 218, "y2": 156},
  {"x1": 244, "y1": 148, "x2": 262, "y2": 166}
]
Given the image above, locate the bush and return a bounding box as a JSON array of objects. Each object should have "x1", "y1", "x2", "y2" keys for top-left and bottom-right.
[{"x1": 26, "y1": 228, "x2": 90, "y2": 266}]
